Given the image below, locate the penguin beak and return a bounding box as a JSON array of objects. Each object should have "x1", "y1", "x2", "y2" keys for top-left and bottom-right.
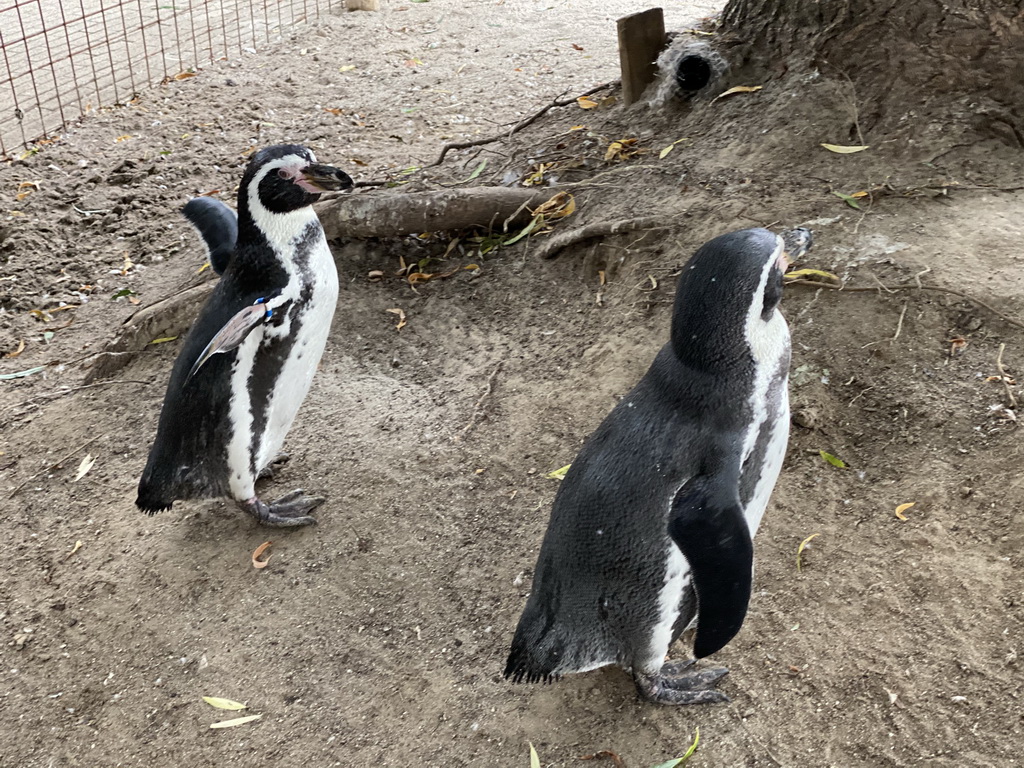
[
  {"x1": 780, "y1": 227, "x2": 813, "y2": 264},
  {"x1": 298, "y1": 164, "x2": 355, "y2": 192}
]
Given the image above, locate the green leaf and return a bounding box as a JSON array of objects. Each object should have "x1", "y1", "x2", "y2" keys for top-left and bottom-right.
[
  {"x1": 545, "y1": 464, "x2": 571, "y2": 480},
  {"x1": 0, "y1": 365, "x2": 45, "y2": 380},
  {"x1": 202, "y1": 696, "x2": 247, "y2": 711},
  {"x1": 529, "y1": 743, "x2": 541, "y2": 768},
  {"x1": 504, "y1": 215, "x2": 542, "y2": 246},
  {"x1": 209, "y1": 713, "x2": 262, "y2": 728},
  {"x1": 649, "y1": 727, "x2": 700, "y2": 767},
  {"x1": 819, "y1": 450, "x2": 847, "y2": 468},
  {"x1": 821, "y1": 143, "x2": 869, "y2": 154},
  {"x1": 831, "y1": 191, "x2": 861, "y2": 210},
  {"x1": 467, "y1": 159, "x2": 487, "y2": 180},
  {"x1": 110, "y1": 288, "x2": 137, "y2": 300}
]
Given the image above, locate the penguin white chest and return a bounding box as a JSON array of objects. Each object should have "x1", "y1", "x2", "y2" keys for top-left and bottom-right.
[{"x1": 225, "y1": 218, "x2": 338, "y2": 499}]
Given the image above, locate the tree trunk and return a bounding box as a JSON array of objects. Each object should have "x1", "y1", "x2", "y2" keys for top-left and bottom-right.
[{"x1": 718, "y1": 0, "x2": 1024, "y2": 143}]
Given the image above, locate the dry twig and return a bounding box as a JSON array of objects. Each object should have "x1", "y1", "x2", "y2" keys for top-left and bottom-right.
[
  {"x1": 996, "y1": 343, "x2": 1018, "y2": 409},
  {"x1": 427, "y1": 81, "x2": 618, "y2": 168}
]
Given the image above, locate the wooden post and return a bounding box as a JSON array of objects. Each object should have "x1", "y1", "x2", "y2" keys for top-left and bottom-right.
[{"x1": 617, "y1": 8, "x2": 666, "y2": 106}]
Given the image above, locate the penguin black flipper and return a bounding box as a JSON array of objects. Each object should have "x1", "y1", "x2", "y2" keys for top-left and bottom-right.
[
  {"x1": 667, "y1": 477, "x2": 753, "y2": 659},
  {"x1": 182, "y1": 197, "x2": 237, "y2": 274}
]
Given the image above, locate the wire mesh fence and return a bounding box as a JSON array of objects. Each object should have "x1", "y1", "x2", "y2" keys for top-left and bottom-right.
[{"x1": 0, "y1": 0, "x2": 339, "y2": 159}]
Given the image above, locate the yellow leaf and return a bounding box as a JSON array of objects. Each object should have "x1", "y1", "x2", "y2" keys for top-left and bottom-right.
[
  {"x1": 530, "y1": 743, "x2": 541, "y2": 768},
  {"x1": 114, "y1": 134, "x2": 133, "y2": 142},
  {"x1": 339, "y1": 65, "x2": 357, "y2": 72},
  {"x1": 65, "y1": 540, "x2": 83, "y2": 560},
  {"x1": 569, "y1": 125, "x2": 586, "y2": 131},
  {"x1": 659, "y1": 137, "x2": 689, "y2": 159},
  {"x1": 797, "y1": 533, "x2": 820, "y2": 572},
  {"x1": 577, "y1": 97, "x2": 599, "y2": 109},
  {"x1": 73, "y1": 455, "x2": 96, "y2": 482},
  {"x1": 821, "y1": 143, "x2": 870, "y2": 154},
  {"x1": 209, "y1": 714, "x2": 262, "y2": 729},
  {"x1": 546, "y1": 464, "x2": 571, "y2": 480},
  {"x1": 203, "y1": 696, "x2": 248, "y2": 711},
  {"x1": 464, "y1": 264, "x2": 480, "y2": 270},
  {"x1": 197, "y1": 261, "x2": 211, "y2": 274},
  {"x1": 252, "y1": 541, "x2": 272, "y2": 569},
  {"x1": 5, "y1": 339, "x2": 26, "y2": 358},
  {"x1": 784, "y1": 268, "x2": 840, "y2": 285},
  {"x1": 148, "y1": 336, "x2": 178, "y2": 345},
  {"x1": 533, "y1": 192, "x2": 576, "y2": 220},
  {"x1": 712, "y1": 85, "x2": 762, "y2": 103},
  {"x1": 386, "y1": 307, "x2": 407, "y2": 331},
  {"x1": 894, "y1": 502, "x2": 915, "y2": 521}
]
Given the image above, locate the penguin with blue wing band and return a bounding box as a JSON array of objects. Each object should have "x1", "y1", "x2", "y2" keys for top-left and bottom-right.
[
  {"x1": 137, "y1": 144, "x2": 353, "y2": 528},
  {"x1": 505, "y1": 227, "x2": 811, "y2": 704}
]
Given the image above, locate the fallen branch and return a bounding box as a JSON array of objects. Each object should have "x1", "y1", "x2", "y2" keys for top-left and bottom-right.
[
  {"x1": 996, "y1": 343, "x2": 1018, "y2": 409},
  {"x1": 786, "y1": 279, "x2": 1024, "y2": 331},
  {"x1": 534, "y1": 216, "x2": 671, "y2": 260},
  {"x1": 85, "y1": 281, "x2": 214, "y2": 383},
  {"x1": 427, "y1": 80, "x2": 619, "y2": 168},
  {"x1": 313, "y1": 186, "x2": 554, "y2": 240}
]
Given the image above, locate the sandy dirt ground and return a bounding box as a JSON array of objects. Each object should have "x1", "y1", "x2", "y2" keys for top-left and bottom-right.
[{"x1": 1, "y1": 1, "x2": 1023, "y2": 766}]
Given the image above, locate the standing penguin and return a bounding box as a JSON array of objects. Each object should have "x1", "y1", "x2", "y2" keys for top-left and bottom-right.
[
  {"x1": 505, "y1": 227, "x2": 811, "y2": 704},
  {"x1": 136, "y1": 144, "x2": 353, "y2": 527}
]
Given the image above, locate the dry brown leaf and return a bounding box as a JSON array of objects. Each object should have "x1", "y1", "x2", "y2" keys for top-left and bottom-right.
[
  {"x1": 407, "y1": 272, "x2": 435, "y2": 284},
  {"x1": 252, "y1": 541, "x2": 272, "y2": 569},
  {"x1": 712, "y1": 85, "x2": 763, "y2": 103},
  {"x1": 386, "y1": 307, "x2": 407, "y2": 331},
  {"x1": 948, "y1": 337, "x2": 968, "y2": 355},
  {"x1": 533, "y1": 192, "x2": 576, "y2": 220},
  {"x1": 6, "y1": 339, "x2": 26, "y2": 358},
  {"x1": 579, "y1": 750, "x2": 626, "y2": 768}
]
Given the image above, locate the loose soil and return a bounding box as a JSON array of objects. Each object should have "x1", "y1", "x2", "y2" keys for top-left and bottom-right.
[{"x1": 1, "y1": 2, "x2": 1022, "y2": 766}]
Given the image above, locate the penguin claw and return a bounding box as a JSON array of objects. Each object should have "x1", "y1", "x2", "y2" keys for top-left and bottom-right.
[
  {"x1": 240, "y1": 490, "x2": 323, "y2": 528},
  {"x1": 256, "y1": 453, "x2": 291, "y2": 480},
  {"x1": 633, "y1": 663, "x2": 731, "y2": 705}
]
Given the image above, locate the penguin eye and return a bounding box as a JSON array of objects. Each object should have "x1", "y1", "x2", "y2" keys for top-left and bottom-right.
[{"x1": 277, "y1": 168, "x2": 290, "y2": 180}]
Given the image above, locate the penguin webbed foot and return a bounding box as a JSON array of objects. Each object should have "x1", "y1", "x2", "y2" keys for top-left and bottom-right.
[
  {"x1": 634, "y1": 661, "x2": 730, "y2": 706},
  {"x1": 240, "y1": 489, "x2": 323, "y2": 527}
]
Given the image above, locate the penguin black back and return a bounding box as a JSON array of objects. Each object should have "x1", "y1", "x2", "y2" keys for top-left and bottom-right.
[{"x1": 505, "y1": 227, "x2": 807, "y2": 705}]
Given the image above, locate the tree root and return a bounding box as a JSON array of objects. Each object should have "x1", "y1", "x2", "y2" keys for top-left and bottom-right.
[
  {"x1": 313, "y1": 186, "x2": 554, "y2": 240},
  {"x1": 86, "y1": 187, "x2": 563, "y2": 382},
  {"x1": 84, "y1": 281, "x2": 214, "y2": 383},
  {"x1": 533, "y1": 216, "x2": 673, "y2": 260}
]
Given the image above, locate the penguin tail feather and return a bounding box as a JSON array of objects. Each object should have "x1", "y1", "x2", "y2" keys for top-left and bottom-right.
[
  {"x1": 503, "y1": 642, "x2": 562, "y2": 684},
  {"x1": 503, "y1": 661, "x2": 559, "y2": 684}
]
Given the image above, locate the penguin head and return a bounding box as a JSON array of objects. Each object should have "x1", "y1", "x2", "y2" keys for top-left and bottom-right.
[
  {"x1": 670, "y1": 228, "x2": 808, "y2": 370},
  {"x1": 240, "y1": 144, "x2": 354, "y2": 217}
]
